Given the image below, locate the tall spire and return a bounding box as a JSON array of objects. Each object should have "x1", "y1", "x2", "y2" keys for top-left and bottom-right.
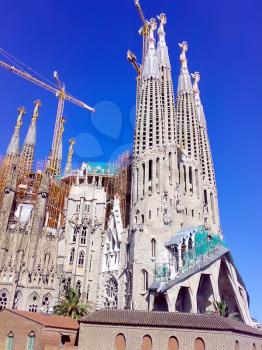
[
  {"x1": 142, "y1": 18, "x2": 159, "y2": 79},
  {"x1": 64, "y1": 138, "x2": 75, "y2": 176},
  {"x1": 191, "y1": 72, "x2": 206, "y2": 127},
  {"x1": 177, "y1": 41, "x2": 193, "y2": 94},
  {"x1": 191, "y1": 72, "x2": 220, "y2": 232},
  {"x1": 6, "y1": 106, "x2": 25, "y2": 157},
  {"x1": 133, "y1": 18, "x2": 164, "y2": 157},
  {"x1": 156, "y1": 13, "x2": 170, "y2": 69},
  {"x1": 157, "y1": 13, "x2": 176, "y2": 145},
  {"x1": 19, "y1": 100, "x2": 41, "y2": 178}
]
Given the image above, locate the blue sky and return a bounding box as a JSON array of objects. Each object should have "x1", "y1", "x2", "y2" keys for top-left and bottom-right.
[{"x1": 0, "y1": 0, "x2": 262, "y2": 319}]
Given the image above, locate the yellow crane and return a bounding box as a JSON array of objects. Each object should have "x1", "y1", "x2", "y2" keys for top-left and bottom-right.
[
  {"x1": 127, "y1": 50, "x2": 141, "y2": 76},
  {"x1": 134, "y1": 0, "x2": 149, "y2": 63},
  {"x1": 0, "y1": 48, "x2": 95, "y2": 176}
]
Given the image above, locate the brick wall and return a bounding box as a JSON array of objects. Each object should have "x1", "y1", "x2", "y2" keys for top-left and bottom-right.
[
  {"x1": 0, "y1": 310, "x2": 78, "y2": 350},
  {"x1": 79, "y1": 323, "x2": 262, "y2": 350}
]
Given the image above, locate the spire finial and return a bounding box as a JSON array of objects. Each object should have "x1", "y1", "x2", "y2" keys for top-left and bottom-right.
[
  {"x1": 156, "y1": 13, "x2": 171, "y2": 69},
  {"x1": 157, "y1": 13, "x2": 167, "y2": 27},
  {"x1": 142, "y1": 18, "x2": 160, "y2": 79},
  {"x1": 191, "y1": 72, "x2": 201, "y2": 94},
  {"x1": 32, "y1": 100, "x2": 41, "y2": 123},
  {"x1": 16, "y1": 106, "x2": 26, "y2": 131},
  {"x1": 179, "y1": 41, "x2": 189, "y2": 71},
  {"x1": 177, "y1": 41, "x2": 193, "y2": 94}
]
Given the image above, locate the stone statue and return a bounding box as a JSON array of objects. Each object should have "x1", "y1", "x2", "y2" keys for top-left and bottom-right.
[
  {"x1": 191, "y1": 72, "x2": 201, "y2": 94},
  {"x1": 157, "y1": 13, "x2": 167, "y2": 26},
  {"x1": 179, "y1": 41, "x2": 188, "y2": 70}
]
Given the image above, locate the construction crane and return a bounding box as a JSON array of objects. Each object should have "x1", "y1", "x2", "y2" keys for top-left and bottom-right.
[
  {"x1": 127, "y1": 50, "x2": 141, "y2": 76},
  {"x1": 0, "y1": 48, "x2": 95, "y2": 176},
  {"x1": 134, "y1": 0, "x2": 149, "y2": 63}
]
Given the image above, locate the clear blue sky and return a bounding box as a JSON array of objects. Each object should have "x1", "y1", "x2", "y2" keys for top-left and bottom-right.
[{"x1": 0, "y1": 0, "x2": 261, "y2": 320}]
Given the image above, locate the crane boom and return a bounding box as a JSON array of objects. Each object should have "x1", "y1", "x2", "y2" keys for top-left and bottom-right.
[
  {"x1": 127, "y1": 50, "x2": 141, "y2": 76},
  {"x1": 134, "y1": 0, "x2": 146, "y2": 25},
  {"x1": 0, "y1": 59, "x2": 95, "y2": 112}
]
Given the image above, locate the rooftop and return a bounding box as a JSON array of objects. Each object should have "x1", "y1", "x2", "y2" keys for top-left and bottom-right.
[
  {"x1": 82, "y1": 309, "x2": 262, "y2": 337},
  {"x1": 3, "y1": 309, "x2": 79, "y2": 330}
]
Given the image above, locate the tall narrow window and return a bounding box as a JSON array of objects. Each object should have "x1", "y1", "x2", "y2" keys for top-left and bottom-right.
[
  {"x1": 142, "y1": 163, "x2": 145, "y2": 196},
  {"x1": 6, "y1": 332, "x2": 14, "y2": 350},
  {"x1": 156, "y1": 158, "x2": 160, "y2": 189},
  {"x1": 142, "y1": 269, "x2": 148, "y2": 292},
  {"x1": 80, "y1": 227, "x2": 87, "y2": 245},
  {"x1": 136, "y1": 167, "x2": 139, "y2": 202},
  {"x1": 27, "y1": 332, "x2": 35, "y2": 350},
  {"x1": 76, "y1": 280, "x2": 82, "y2": 297},
  {"x1": 69, "y1": 248, "x2": 75, "y2": 264},
  {"x1": 183, "y1": 165, "x2": 187, "y2": 191},
  {"x1": 168, "y1": 152, "x2": 173, "y2": 183},
  {"x1": 189, "y1": 166, "x2": 193, "y2": 193},
  {"x1": 148, "y1": 160, "x2": 152, "y2": 182},
  {"x1": 72, "y1": 227, "x2": 78, "y2": 243},
  {"x1": 151, "y1": 239, "x2": 156, "y2": 259},
  {"x1": 78, "y1": 251, "x2": 85, "y2": 267},
  {"x1": 204, "y1": 190, "x2": 208, "y2": 207},
  {"x1": 235, "y1": 341, "x2": 240, "y2": 350}
]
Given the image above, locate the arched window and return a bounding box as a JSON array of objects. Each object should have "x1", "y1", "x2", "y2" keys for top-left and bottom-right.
[
  {"x1": 151, "y1": 239, "x2": 156, "y2": 259},
  {"x1": 78, "y1": 251, "x2": 85, "y2": 267},
  {"x1": 42, "y1": 294, "x2": 52, "y2": 313},
  {"x1": 235, "y1": 341, "x2": 240, "y2": 350},
  {"x1": 195, "y1": 337, "x2": 205, "y2": 350},
  {"x1": 6, "y1": 332, "x2": 14, "y2": 350},
  {"x1": 27, "y1": 331, "x2": 35, "y2": 350},
  {"x1": 81, "y1": 227, "x2": 87, "y2": 245},
  {"x1": 253, "y1": 344, "x2": 257, "y2": 350},
  {"x1": 28, "y1": 294, "x2": 39, "y2": 313},
  {"x1": 69, "y1": 248, "x2": 75, "y2": 264},
  {"x1": 0, "y1": 290, "x2": 8, "y2": 310},
  {"x1": 142, "y1": 269, "x2": 148, "y2": 293},
  {"x1": 115, "y1": 334, "x2": 126, "y2": 350},
  {"x1": 168, "y1": 336, "x2": 179, "y2": 350},
  {"x1": 72, "y1": 227, "x2": 79, "y2": 242},
  {"x1": 141, "y1": 335, "x2": 152, "y2": 350},
  {"x1": 76, "y1": 280, "x2": 82, "y2": 297}
]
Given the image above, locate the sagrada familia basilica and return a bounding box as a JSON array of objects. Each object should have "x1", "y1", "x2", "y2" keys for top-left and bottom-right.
[{"x1": 0, "y1": 6, "x2": 253, "y2": 326}]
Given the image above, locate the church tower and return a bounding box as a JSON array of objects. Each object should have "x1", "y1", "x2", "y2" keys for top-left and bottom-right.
[
  {"x1": 191, "y1": 72, "x2": 220, "y2": 234},
  {"x1": 19, "y1": 100, "x2": 41, "y2": 181}
]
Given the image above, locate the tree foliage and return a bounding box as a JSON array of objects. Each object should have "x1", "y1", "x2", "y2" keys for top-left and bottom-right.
[{"x1": 53, "y1": 288, "x2": 90, "y2": 320}]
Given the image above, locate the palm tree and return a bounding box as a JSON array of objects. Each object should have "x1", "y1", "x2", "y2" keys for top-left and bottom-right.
[
  {"x1": 53, "y1": 288, "x2": 90, "y2": 320},
  {"x1": 212, "y1": 300, "x2": 241, "y2": 321},
  {"x1": 213, "y1": 300, "x2": 228, "y2": 317}
]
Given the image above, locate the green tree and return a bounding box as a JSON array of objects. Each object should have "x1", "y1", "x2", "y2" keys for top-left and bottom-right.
[
  {"x1": 53, "y1": 288, "x2": 90, "y2": 320},
  {"x1": 212, "y1": 300, "x2": 241, "y2": 321},
  {"x1": 213, "y1": 300, "x2": 228, "y2": 317}
]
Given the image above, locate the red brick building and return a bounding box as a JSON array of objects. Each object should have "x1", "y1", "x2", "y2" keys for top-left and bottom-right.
[{"x1": 0, "y1": 309, "x2": 79, "y2": 350}]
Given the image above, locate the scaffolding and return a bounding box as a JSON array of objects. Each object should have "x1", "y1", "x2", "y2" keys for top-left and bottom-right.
[{"x1": 47, "y1": 178, "x2": 69, "y2": 229}]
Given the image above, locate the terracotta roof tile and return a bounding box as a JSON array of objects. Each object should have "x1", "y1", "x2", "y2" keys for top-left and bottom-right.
[
  {"x1": 6, "y1": 309, "x2": 79, "y2": 330},
  {"x1": 82, "y1": 310, "x2": 262, "y2": 337}
]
